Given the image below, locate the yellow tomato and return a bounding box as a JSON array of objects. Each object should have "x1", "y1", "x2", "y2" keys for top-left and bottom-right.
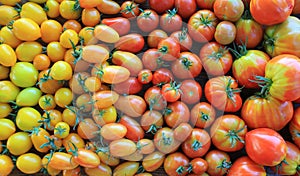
[
  {"x1": 0, "y1": 103, "x2": 12, "y2": 118},
  {"x1": 16, "y1": 107, "x2": 42, "y2": 131},
  {"x1": 59, "y1": 29, "x2": 79, "y2": 49},
  {"x1": 38, "y1": 94, "x2": 56, "y2": 110},
  {"x1": 15, "y1": 87, "x2": 42, "y2": 107},
  {"x1": 12, "y1": 18, "x2": 41, "y2": 41},
  {"x1": 50, "y1": 61, "x2": 73, "y2": 80},
  {"x1": 0, "y1": 155, "x2": 14, "y2": 176},
  {"x1": 54, "y1": 88, "x2": 73, "y2": 108},
  {"x1": 0, "y1": 0, "x2": 21, "y2": 5},
  {"x1": 46, "y1": 41, "x2": 66, "y2": 62},
  {"x1": 42, "y1": 109, "x2": 63, "y2": 131},
  {"x1": 62, "y1": 106, "x2": 77, "y2": 127},
  {"x1": 0, "y1": 80, "x2": 20, "y2": 103},
  {"x1": 41, "y1": 20, "x2": 63, "y2": 43},
  {"x1": 29, "y1": 0, "x2": 47, "y2": 3},
  {"x1": 0, "y1": 118, "x2": 16, "y2": 140},
  {"x1": 79, "y1": 27, "x2": 98, "y2": 45},
  {"x1": 16, "y1": 41, "x2": 43, "y2": 62},
  {"x1": 10, "y1": 62, "x2": 39, "y2": 88},
  {"x1": 93, "y1": 105, "x2": 117, "y2": 126},
  {"x1": 59, "y1": 0, "x2": 82, "y2": 20},
  {"x1": 0, "y1": 65, "x2": 10, "y2": 80},
  {"x1": 20, "y1": 2, "x2": 48, "y2": 25},
  {"x1": 0, "y1": 26, "x2": 22, "y2": 48},
  {"x1": 94, "y1": 24, "x2": 120, "y2": 43},
  {"x1": 54, "y1": 121, "x2": 70, "y2": 139},
  {"x1": 0, "y1": 5, "x2": 19, "y2": 25},
  {"x1": 7, "y1": 132, "x2": 32, "y2": 156},
  {"x1": 44, "y1": 0, "x2": 60, "y2": 18},
  {"x1": 16, "y1": 153, "x2": 42, "y2": 174},
  {"x1": 0, "y1": 43, "x2": 17, "y2": 67}
]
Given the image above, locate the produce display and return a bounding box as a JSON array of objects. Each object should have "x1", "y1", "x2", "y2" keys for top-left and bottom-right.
[{"x1": 0, "y1": 0, "x2": 300, "y2": 176}]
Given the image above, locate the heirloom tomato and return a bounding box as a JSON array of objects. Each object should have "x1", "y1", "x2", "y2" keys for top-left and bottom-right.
[
  {"x1": 160, "y1": 9, "x2": 183, "y2": 33},
  {"x1": 213, "y1": 0, "x2": 244, "y2": 22},
  {"x1": 250, "y1": 0, "x2": 294, "y2": 25},
  {"x1": 205, "y1": 150, "x2": 232, "y2": 176},
  {"x1": 245, "y1": 128, "x2": 287, "y2": 166},
  {"x1": 164, "y1": 101, "x2": 190, "y2": 128},
  {"x1": 149, "y1": 0, "x2": 175, "y2": 14},
  {"x1": 137, "y1": 10, "x2": 159, "y2": 32},
  {"x1": 214, "y1": 21, "x2": 236, "y2": 45},
  {"x1": 204, "y1": 76, "x2": 242, "y2": 112},
  {"x1": 120, "y1": 1, "x2": 140, "y2": 18},
  {"x1": 264, "y1": 16, "x2": 300, "y2": 57},
  {"x1": 170, "y1": 28, "x2": 193, "y2": 51},
  {"x1": 12, "y1": 18, "x2": 41, "y2": 41},
  {"x1": 199, "y1": 42, "x2": 232, "y2": 76},
  {"x1": 227, "y1": 156, "x2": 266, "y2": 176},
  {"x1": 154, "y1": 127, "x2": 181, "y2": 154},
  {"x1": 142, "y1": 151, "x2": 165, "y2": 172},
  {"x1": 289, "y1": 107, "x2": 300, "y2": 148},
  {"x1": 188, "y1": 10, "x2": 218, "y2": 43},
  {"x1": 164, "y1": 152, "x2": 189, "y2": 176},
  {"x1": 179, "y1": 80, "x2": 202, "y2": 105},
  {"x1": 210, "y1": 115, "x2": 247, "y2": 152},
  {"x1": 0, "y1": 155, "x2": 14, "y2": 176},
  {"x1": 158, "y1": 37, "x2": 181, "y2": 61},
  {"x1": 190, "y1": 102, "x2": 216, "y2": 129},
  {"x1": 241, "y1": 94, "x2": 293, "y2": 131},
  {"x1": 16, "y1": 153, "x2": 42, "y2": 174},
  {"x1": 102, "y1": 17, "x2": 130, "y2": 36},
  {"x1": 20, "y1": 2, "x2": 47, "y2": 25}
]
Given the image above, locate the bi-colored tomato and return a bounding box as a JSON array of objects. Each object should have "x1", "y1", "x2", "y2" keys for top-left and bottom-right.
[{"x1": 227, "y1": 156, "x2": 266, "y2": 176}]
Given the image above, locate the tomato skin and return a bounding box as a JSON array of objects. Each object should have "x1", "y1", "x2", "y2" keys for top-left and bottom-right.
[
  {"x1": 12, "y1": 18, "x2": 41, "y2": 42},
  {"x1": 214, "y1": 21, "x2": 236, "y2": 45},
  {"x1": 143, "y1": 87, "x2": 167, "y2": 111},
  {"x1": 44, "y1": 0, "x2": 60, "y2": 18},
  {"x1": 63, "y1": 133, "x2": 85, "y2": 154},
  {"x1": 7, "y1": 132, "x2": 32, "y2": 156},
  {"x1": 205, "y1": 76, "x2": 242, "y2": 112},
  {"x1": 210, "y1": 115, "x2": 247, "y2": 152},
  {"x1": 160, "y1": 9, "x2": 183, "y2": 33},
  {"x1": 16, "y1": 153, "x2": 42, "y2": 174},
  {"x1": 20, "y1": 2, "x2": 48, "y2": 25},
  {"x1": 214, "y1": 0, "x2": 244, "y2": 22},
  {"x1": 114, "y1": 95, "x2": 147, "y2": 118},
  {"x1": 0, "y1": 81, "x2": 20, "y2": 103},
  {"x1": 0, "y1": 155, "x2": 14, "y2": 176},
  {"x1": 164, "y1": 152, "x2": 189, "y2": 176},
  {"x1": 164, "y1": 101, "x2": 190, "y2": 128},
  {"x1": 102, "y1": 17, "x2": 130, "y2": 36},
  {"x1": 112, "y1": 51, "x2": 143, "y2": 76},
  {"x1": 264, "y1": 16, "x2": 300, "y2": 58},
  {"x1": 175, "y1": 0, "x2": 197, "y2": 19},
  {"x1": 232, "y1": 50, "x2": 270, "y2": 89},
  {"x1": 16, "y1": 107, "x2": 42, "y2": 131},
  {"x1": 149, "y1": 0, "x2": 175, "y2": 14},
  {"x1": 188, "y1": 10, "x2": 218, "y2": 43},
  {"x1": 48, "y1": 152, "x2": 79, "y2": 170},
  {"x1": 113, "y1": 77, "x2": 143, "y2": 95},
  {"x1": 109, "y1": 138, "x2": 137, "y2": 157},
  {"x1": 170, "y1": 29, "x2": 193, "y2": 52},
  {"x1": 292, "y1": 0, "x2": 300, "y2": 14},
  {"x1": 119, "y1": 115, "x2": 144, "y2": 142},
  {"x1": 31, "y1": 128, "x2": 51, "y2": 153},
  {"x1": 140, "y1": 110, "x2": 164, "y2": 133},
  {"x1": 0, "y1": 103, "x2": 12, "y2": 118},
  {"x1": 142, "y1": 151, "x2": 165, "y2": 172},
  {"x1": 158, "y1": 37, "x2": 181, "y2": 61},
  {"x1": 250, "y1": 0, "x2": 294, "y2": 25},
  {"x1": 94, "y1": 24, "x2": 120, "y2": 43},
  {"x1": 77, "y1": 118, "x2": 99, "y2": 140},
  {"x1": 0, "y1": 26, "x2": 22, "y2": 49},
  {"x1": 152, "y1": 68, "x2": 174, "y2": 85},
  {"x1": 120, "y1": 1, "x2": 140, "y2": 18},
  {"x1": 227, "y1": 156, "x2": 266, "y2": 176},
  {"x1": 0, "y1": 44, "x2": 17, "y2": 67},
  {"x1": 0, "y1": 5, "x2": 19, "y2": 26},
  {"x1": 138, "y1": 69, "x2": 153, "y2": 84},
  {"x1": 0, "y1": 119, "x2": 16, "y2": 140},
  {"x1": 241, "y1": 95, "x2": 293, "y2": 131},
  {"x1": 81, "y1": 8, "x2": 101, "y2": 27},
  {"x1": 289, "y1": 107, "x2": 300, "y2": 148},
  {"x1": 59, "y1": 0, "x2": 81, "y2": 20},
  {"x1": 142, "y1": 49, "x2": 164, "y2": 71},
  {"x1": 189, "y1": 158, "x2": 208, "y2": 175},
  {"x1": 245, "y1": 128, "x2": 287, "y2": 166},
  {"x1": 137, "y1": 10, "x2": 159, "y2": 32},
  {"x1": 205, "y1": 150, "x2": 231, "y2": 176},
  {"x1": 154, "y1": 127, "x2": 181, "y2": 154}
]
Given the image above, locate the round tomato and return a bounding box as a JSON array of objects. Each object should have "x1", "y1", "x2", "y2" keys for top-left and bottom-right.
[
  {"x1": 175, "y1": 0, "x2": 197, "y2": 18},
  {"x1": 170, "y1": 28, "x2": 193, "y2": 52},
  {"x1": 161, "y1": 81, "x2": 181, "y2": 103},
  {"x1": 154, "y1": 127, "x2": 181, "y2": 154},
  {"x1": 120, "y1": 1, "x2": 140, "y2": 18},
  {"x1": 7, "y1": 132, "x2": 32, "y2": 156},
  {"x1": 54, "y1": 88, "x2": 73, "y2": 108},
  {"x1": 164, "y1": 101, "x2": 190, "y2": 128},
  {"x1": 44, "y1": 0, "x2": 60, "y2": 18},
  {"x1": 149, "y1": 0, "x2": 175, "y2": 14},
  {"x1": 158, "y1": 37, "x2": 181, "y2": 61},
  {"x1": 213, "y1": 0, "x2": 244, "y2": 22},
  {"x1": 59, "y1": 0, "x2": 81, "y2": 20},
  {"x1": 152, "y1": 68, "x2": 174, "y2": 85},
  {"x1": 142, "y1": 49, "x2": 164, "y2": 71},
  {"x1": 16, "y1": 153, "x2": 42, "y2": 174},
  {"x1": 187, "y1": 158, "x2": 208, "y2": 175},
  {"x1": 227, "y1": 156, "x2": 266, "y2": 176},
  {"x1": 164, "y1": 152, "x2": 189, "y2": 176},
  {"x1": 190, "y1": 102, "x2": 216, "y2": 129},
  {"x1": 205, "y1": 150, "x2": 232, "y2": 176},
  {"x1": 10, "y1": 62, "x2": 39, "y2": 88},
  {"x1": 54, "y1": 122, "x2": 70, "y2": 139},
  {"x1": 0, "y1": 155, "x2": 14, "y2": 176},
  {"x1": 140, "y1": 110, "x2": 164, "y2": 134},
  {"x1": 137, "y1": 9, "x2": 159, "y2": 32},
  {"x1": 40, "y1": 20, "x2": 63, "y2": 43},
  {"x1": 214, "y1": 21, "x2": 236, "y2": 45},
  {"x1": 179, "y1": 80, "x2": 202, "y2": 105},
  {"x1": 160, "y1": 9, "x2": 183, "y2": 33},
  {"x1": 137, "y1": 69, "x2": 153, "y2": 84}
]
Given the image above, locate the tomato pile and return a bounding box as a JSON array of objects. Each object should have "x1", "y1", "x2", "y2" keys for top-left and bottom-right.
[{"x1": 0, "y1": 0, "x2": 300, "y2": 175}]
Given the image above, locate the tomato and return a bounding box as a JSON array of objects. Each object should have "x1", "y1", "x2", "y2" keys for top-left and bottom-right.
[
  {"x1": 78, "y1": 27, "x2": 98, "y2": 46},
  {"x1": 112, "y1": 51, "x2": 143, "y2": 76},
  {"x1": 120, "y1": 1, "x2": 140, "y2": 18},
  {"x1": 138, "y1": 69, "x2": 153, "y2": 84},
  {"x1": 180, "y1": 80, "x2": 202, "y2": 104},
  {"x1": 63, "y1": 20, "x2": 82, "y2": 33},
  {"x1": 173, "y1": 122, "x2": 193, "y2": 142},
  {"x1": 0, "y1": 155, "x2": 14, "y2": 176},
  {"x1": 0, "y1": 26, "x2": 22, "y2": 48},
  {"x1": 292, "y1": 0, "x2": 300, "y2": 14},
  {"x1": 114, "y1": 34, "x2": 145, "y2": 53},
  {"x1": 33, "y1": 54, "x2": 51, "y2": 70},
  {"x1": 77, "y1": 118, "x2": 99, "y2": 139},
  {"x1": 255, "y1": 54, "x2": 300, "y2": 101},
  {"x1": 214, "y1": 0, "x2": 244, "y2": 22},
  {"x1": 102, "y1": 17, "x2": 130, "y2": 36},
  {"x1": 250, "y1": 0, "x2": 294, "y2": 25},
  {"x1": 210, "y1": 114, "x2": 247, "y2": 152},
  {"x1": 164, "y1": 152, "x2": 189, "y2": 176},
  {"x1": 158, "y1": 37, "x2": 181, "y2": 61},
  {"x1": 44, "y1": 0, "x2": 60, "y2": 18},
  {"x1": 264, "y1": 16, "x2": 300, "y2": 57},
  {"x1": 94, "y1": 24, "x2": 120, "y2": 43},
  {"x1": 81, "y1": 45, "x2": 109, "y2": 64},
  {"x1": 187, "y1": 158, "x2": 208, "y2": 175},
  {"x1": 0, "y1": 5, "x2": 19, "y2": 26},
  {"x1": 140, "y1": 110, "x2": 164, "y2": 133},
  {"x1": 69, "y1": 72, "x2": 90, "y2": 95},
  {"x1": 84, "y1": 76, "x2": 102, "y2": 92},
  {"x1": 182, "y1": 128, "x2": 211, "y2": 158},
  {"x1": 62, "y1": 167, "x2": 81, "y2": 176},
  {"x1": 41, "y1": 109, "x2": 63, "y2": 131},
  {"x1": 38, "y1": 69, "x2": 64, "y2": 94},
  {"x1": 113, "y1": 161, "x2": 139, "y2": 176},
  {"x1": 190, "y1": 102, "x2": 216, "y2": 129},
  {"x1": 7, "y1": 132, "x2": 32, "y2": 156},
  {"x1": 16, "y1": 87, "x2": 42, "y2": 107},
  {"x1": 0, "y1": 103, "x2": 12, "y2": 118},
  {"x1": 60, "y1": 29, "x2": 79, "y2": 49},
  {"x1": 227, "y1": 156, "x2": 266, "y2": 176},
  {"x1": 199, "y1": 42, "x2": 233, "y2": 76},
  {"x1": 188, "y1": 10, "x2": 218, "y2": 43},
  {"x1": 48, "y1": 152, "x2": 79, "y2": 170},
  {"x1": 241, "y1": 94, "x2": 293, "y2": 131},
  {"x1": 0, "y1": 65, "x2": 9, "y2": 80},
  {"x1": 114, "y1": 95, "x2": 147, "y2": 118},
  {"x1": 92, "y1": 105, "x2": 117, "y2": 126},
  {"x1": 119, "y1": 115, "x2": 145, "y2": 141},
  {"x1": 144, "y1": 86, "x2": 166, "y2": 112},
  {"x1": 69, "y1": 148, "x2": 100, "y2": 168},
  {"x1": 170, "y1": 28, "x2": 193, "y2": 51},
  {"x1": 101, "y1": 66, "x2": 131, "y2": 84},
  {"x1": 113, "y1": 77, "x2": 142, "y2": 95},
  {"x1": 50, "y1": 61, "x2": 73, "y2": 81},
  {"x1": 59, "y1": 0, "x2": 82, "y2": 20},
  {"x1": 82, "y1": 8, "x2": 101, "y2": 27},
  {"x1": 0, "y1": 81, "x2": 20, "y2": 103},
  {"x1": 214, "y1": 21, "x2": 236, "y2": 45},
  {"x1": 79, "y1": 0, "x2": 101, "y2": 8},
  {"x1": 63, "y1": 133, "x2": 85, "y2": 153},
  {"x1": 100, "y1": 123, "x2": 127, "y2": 141},
  {"x1": 175, "y1": 0, "x2": 197, "y2": 19},
  {"x1": 142, "y1": 49, "x2": 165, "y2": 71},
  {"x1": 147, "y1": 29, "x2": 168, "y2": 48},
  {"x1": 136, "y1": 138, "x2": 155, "y2": 155},
  {"x1": 47, "y1": 41, "x2": 66, "y2": 62},
  {"x1": 196, "y1": 0, "x2": 216, "y2": 10},
  {"x1": 154, "y1": 127, "x2": 181, "y2": 154},
  {"x1": 10, "y1": 62, "x2": 38, "y2": 87},
  {"x1": 142, "y1": 151, "x2": 165, "y2": 172},
  {"x1": 109, "y1": 138, "x2": 137, "y2": 157},
  {"x1": 54, "y1": 88, "x2": 73, "y2": 108},
  {"x1": 84, "y1": 163, "x2": 112, "y2": 176},
  {"x1": 245, "y1": 128, "x2": 287, "y2": 166},
  {"x1": 137, "y1": 9, "x2": 159, "y2": 32},
  {"x1": 16, "y1": 153, "x2": 42, "y2": 174},
  {"x1": 204, "y1": 76, "x2": 243, "y2": 112},
  {"x1": 161, "y1": 81, "x2": 181, "y2": 102},
  {"x1": 16, "y1": 41, "x2": 43, "y2": 62},
  {"x1": 164, "y1": 101, "x2": 190, "y2": 128},
  {"x1": 93, "y1": 90, "x2": 119, "y2": 109},
  {"x1": 62, "y1": 107, "x2": 77, "y2": 127},
  {"x1": 54, "y1": 122, "x2": 70, "y2": 139},
  {"x1": 0, "y1": 0, "x2": 21, "y2": 5},
  {"x1": 96, "y1": 148, "x2": 120, "y2": 166},
  {"x1": 0, "y1": 43, "x2": 17, "y2": 67},
  {"x1": 42, "y1": 154, "x2": 61, "y2": 176},
  {"x1": 205, "y1": 150, "x2": 232, "y2": 176},
  {"x1": 152, "y1": 68, "x2": 174, "y2": 85},
  {"x1": 20, "y1": 2, "x2": 47, "y2": 25},
  {"x1": 149, "y1": 0, "x2": 175, "y2": 14},
  {"x1": 30, "y1": 127, "x2": 50, "y2": 153},
  {"x1": 12, "y1": 18, "x2": 41, "y2": 42},
  {"x1": 97, "y1": 0, "x2": 121, "y2": 15},
  {"x1": 160, "y1": 9, "x2": 183, "y2": 33},
  {"x1": 271, "y1": 141, "x2": 300, "y2": 175},
  {"x1": 171, "y1": 52, "x2": 202, "y2": 79},
  {"x1": 16, "y1": 107, "x2": 41, "y2": 131},
  {"x1": 0, "y1": 119, "x2": 15, "y2": 140},
  {"x1": 231, "y1": 48, "x2": 270, "y2": 89},
  {"x1": 40, "y1": 20, "x2": 62, "y2": 44},
  {"x1": 289, "y1": 107, "x2": 300, "y2": 148}
]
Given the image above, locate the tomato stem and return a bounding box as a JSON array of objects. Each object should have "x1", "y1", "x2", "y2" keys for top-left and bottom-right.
[
  {"x1": 191, "y1": 140, "x2": 202, "y2": 151},
  {"x1": 180, "y1": 56, "x2": 193, "y2": 70},
  {"x1": 176, "y1": 166, "x2": 186, "y2": 175},
  {"x1": 217, "y1": 159, "x2": 232, "y2": 170},
  {"x1": 200, "y1": 112, "x2": 210, "y2": 121},
  {"x1": 146, "y1": 124, "x2": 161, "y2": 134}
]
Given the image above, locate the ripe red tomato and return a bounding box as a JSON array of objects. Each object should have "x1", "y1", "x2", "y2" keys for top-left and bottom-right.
[
  {"x1": 190, "y1": 102, "x2": 216, "y2": 129},
  {"x1": 140, "y1": 110, "x2": 164, "y2": 134},
  {"x1": 188, "y1": 10, "x2": 218, "y2": 43},
  {"x1": 112, "y1": 77, "x2": 143, "y2": 95},
  {"x1": 205, "y1": 150, "x2": 232, "y2": 176},
  {"x1": 154, "y1": 127, "x2": 181, "y2": 154},
  {"x1": 119, "y1": 115, "x2": 145, "y2": 142},
  {"x1": 245, "y1": 128, "x2": 287, "y2": 166},
  {"x1": 120, "y1": 1, "x2": 140, "y2": 18},
  {"x1": 174, "y1": 0, "x2": 197, "y2": 19},
  {"x1": 144, "y1": 86, "x2": 167, "y2": 111},
  {"x1": 137, "y1": 9, "x2": 159, "y2": 32},
  {"x1": 152, "y1": 68, "x2": 174, "y2": 85},
  {"x1": 114, "y1": 34, "x2": 145, "y2": 53},
  {"x1": 147, "y1": 29, "x2": 168, "y2": 48},
  {"x1": 161, "y1": 81, "x2": 181, "y2": 102},
  {"x1": 137, "y1": 69, "x2": 153, "y2": 84},
  {"x1": 250, "y1": 0, "x2": 294, "y2": 25},
  {"x1": 114, "y1": 95, "x2": 147, "y2": 118},
  {"x1": 196, "y1": 0, "x2": 216, "y2": 10},
  {"x1": 142, "y1": 49, "x2": 164, "y2": 71},
  {"x1": 182, "y1": 128, "x2": 211, "y2": 158},
  {"x1": 164, "y1": 152, "x2": 189, "y2": 176},
  {"x1": 149, "y1": 0, "x2": 175, "y2": 14},
  {"x1": 187, "y1": 158, "x2": 208, "y2": 175},
  {"x1": 158, "y1": 37, "x2": 181, "y2": 61},
  {"x1": 179, "y1": 79, "x2": 202, "y2": 105},
  {"x1": 227, "y1": 156, "x2": 266, "y2": 176},
  {"x1": 164, "y1": 101, "x2": 190, "y2": 128},
  {"x1": 170, "y1": 28, "x2": 193, "y2": 51}
]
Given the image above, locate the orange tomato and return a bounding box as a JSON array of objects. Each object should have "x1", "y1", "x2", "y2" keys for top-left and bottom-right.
[
  {"x1": 59, "y1": 0, "x2": 82, "y2": 20},
  {"x1": 12, "y1": 18, "x2": 41, "y2": 41},
  {"x1": 44, "y1": 0, "x2": 60, "y2": 18},
  {"x1": 47, "y1": 41, "x2": 66, "y2": 62},
  {"x1": 80, "y1": 0, "x2": 102, "y2": 8},
  {"x1": 77, "y1": 118, "x2": 99, "y2": 139},
  {"x1": 63, "y1": 20, "x2": 82, "y2": 33},
  {"x1": 82, "y1": 45, "x2": 110, "y2": 63},
  {"x1": 82, "y1": 8, "x2": 101, "y2": 27},
  {"x1": 60, "y1": 29, "x2": 79, "y2": 49},
  {"x1": 93, "y1": 24, "x2": 120, "y2": 43},
  {"x1": 97, "y1": 0, "x2": 121, "y2": 15},
  {"x1": 93, "y1": 90, "x2": 119, "y2": 109},
  {"x1": 41, "y1": 20, "x2": 63, "y2": 43},
  {"x1": 33, "y1": 54, "x2": 51, "y2": 70}
]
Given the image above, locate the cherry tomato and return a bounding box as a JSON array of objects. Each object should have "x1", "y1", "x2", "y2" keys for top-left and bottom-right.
[
  {"x1": 100, "y1": 123, "x2": 127, "y2": 141},
  {"x1": 160, "y1": 9, "x2": 183, "y2": 33},
  {"x1": 102, "y1": 17, "x2": 131, "y2": 36},
  {"x1": 0, "y1": 118, "x2": 16, "y2": 140},
  {"x1": 142, "y1": 151, "x2": 165, "y2": 172},
  {"x1": 97, "y1": 0, "x2": 121, "y2": 15},
  {"x1": 120, "y1": 1, "x2": 140, "y2": 18},
  {"x1": 173, "y1": 122, "x2": 193, "y2": 142},
  {"x1": 170, "y1": 28, "x2": 193, "y2": 51},
  {"x1": 114, "y1": 34, "x2": 145, "y2": 53},
  {"x1": 59, "y1": 0, "x2": 82, "y2": 20},
  {"x1": 0, "y1": 103, "x2": 12, "y2": 118},
  {"x1": 0, "y1": 5, "x2": 19, "y2": 26},
  {"x1": 41, "y1": 20, "x2": 63, "y2": 43},
  {"x1": 154, "y1": 127, "x2": 181, "y2": 154},
  {"x1": 190, "y1": 102, "x2": 216, "y2": 129},
  {"x1": 175, "y1": 0, "x2": 197, "y2": 18},
  {"x1": 147, "y1": 29, "x2": 168, "y2": 48},
  {"x1": 0, "y1": 43, "x2": 17, "y2": 67},
  {"x1": 84, "y1": 163, "x2": 112, "y2": 176},
  {"x1": 109, "y1": 138, "x2": 137, "y2": 157},
  {"x1": 188, "y1": 158, "x2": 209, "y2": 175},
  {"x1": 16, "y1": 107, "x2": 41, "y2": 131},
  {"x1": 82, "y1": 8, "x2": 101, "y2": 27},
  {"x1": 0, "y1": 81, "x2": 20, "y2": 103},
  {"x1": 115, "y1": 95, "x2": 147, "y2": 118},
  {"x1": 77, "y1": 118, "x2": 99, "y2": 139},
  {"x1": 112, "y1": 51, "x2": 143, "y2": 76},
  {"x1": 113, "y1": 161, "x2": 140, "y2": 176},
  {"x1": 214, "y1": 21, "x2": 237, "y2": 45},
  {"x1": 0, "y1": 155, "x2": 14, "y2": 176},
  {"x1": 137, "y1": 9, "x2": 159, "y2": 32},
  {"x1": 54, "y1": 88, "x2": 73, "y2": 108},
  {"x1": 16, "y1": 153, "x2": 42, "y2": 174},
  {"x1": 140, "y1": 110, "x2": 164, "y2": 134},
  {"x1": 0, "y1": 26, "x2": 22, "y2": 48},
  {"x1": 7, "y1": 132, "x2": 32, "y2": 156},
  {"x1": 79, "y1": 0, "x2": 101, "y2": 8},
  {"x1": 205, "y1": 150, "x2": 232, "y2": 176},
  {"x1": 164, "y1": 152, "x2": 189, "y2": 176},
  {"x1": 44, "y1": 0, "x2": 60, "y2": 18},
  {"x1": 94, "y1": 24, "x2": 120, "y2": 43},
  {"x1": 20, "y1": 2, "x2": 48, "y2": 25},
  {"x1": 48, "y1": 152, "x2": 79, "y2": 170},
  {"x1": 10, "y1": 62, "x2": 38, "y2": 87},
  {"x1": 12, "y1": 18, "x2": 41, "y2": 42}
]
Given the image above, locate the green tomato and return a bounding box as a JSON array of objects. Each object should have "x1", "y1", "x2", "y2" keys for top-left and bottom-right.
[
  {"x1": 16, "y1": 87, "x2": 42, "y2": 106},
  {"x1": 10, "y1": 62, "x2": 38, "y2": 88}
]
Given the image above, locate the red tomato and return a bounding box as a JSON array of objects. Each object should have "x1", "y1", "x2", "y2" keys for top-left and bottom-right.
[
  {"x1": 188, "y1": 10, "x2": 218, "y2": 43},
  {"x1": 140, "y1": 110, "x2": 164, "y2": 134},
  {"x1": 144, "y1": 86, "x2": 167, "y2": 111},
  {"x1": 114, "y1": 95, "x2": 147, "y2": 118},
  {"x1": 170, "y1": 28, "x2": 193, "y2": 51},
  {"x1": 245, "y1": 128, "x2": 287, "y2": 166},
  {"x1": 204, "y1": 76, "x2": 243, "y2": 112},
  {"x1": 112, "y1": 77, "x2": 143, "y2": 95},
  {"x1": 205, "y1": 150, "x2": 232, "y2": 176},
  {"x1": 119, "y1": 115, "x2": 145, "y2": 142},
  {"x1": 147, "y1": 29, "x2": 168, "y2": 48},
  {"x1": 137, "y1": 69, "x2": 153, "y2": 84},
  {"x1": 292, "y1": 0, "x2": 300, "y2": 14},
  {"x1": 214, "y1": 21, "x2": 237, "y2": 45},
  {"x1": 120, "y1": 1, "x2": 140, "y2": 18},
  {"x1": 152, "y1": 68, "x2": 174, "y2": 85},
  {"x1": 149, "y1": 0, "x2": 175, "y2": 14},
  {"x1": 158, "y1": 37, "x2": 181, "y2": 61},
  {"x1": 164, "y1": 152, "x2": 189, "y2": 176},
  {"x1": 114, "y1": 34, "x2": 145, "y2": 53},
  {"x1": 187, "y1": 158, "x2": 208, "y2": 175},
  {"x1": 160, "y1": 8, "x2": 183, "y2": 33},
  {"x1": 112, "y1": 51, "x2": 143, "y2": 76},
  {"x1": 142, "y1": 151, "x2": 165, "y2": 172},
  {"x1": 173, "y1": 122, "x2": 193, "y2": 142},
  {"x1": 164, "y1": 101, "x2": 190, "y2": 128},
  {"x1": 182, "y1": 128, "x2": 211, "y2": 158},
  {"x1": 161, "y1": 81, "x2": 181, "y2": 103},
  {"x1": 196, "y1": 0, "x2": 216, "y2": 10},
  {"x1": 289, "y1": 107, "x2": 300, "y2": 148},
  {"x1": 250, "y1": 0, "x2": 294, "y2": 25},
  {"x1": 227, "y1": 156, "x2": 266, "y2": 176},
  {"x1": 175, "y1": 0, "x2": 197, "y2": 19},
  {"x1": 142, "y1": 49, "x2": 164, "y2": 71},
  {"x1": 190, "y1": 102, "x2": 216, "y2": 129},
  {"x1": 154, "y1": 127, "x2": 181, "y2": 154},
  {"x1": 137, "y1": 9, "x2": 159, "y2": 32},
  {"x1": 213, "y1": 0, "x2": 244, "y2": 22},
  {"x1": 101, "y1": 17, "x2": 130, "y2": 36},
  {"x1": 179, "y1": 80, "x2": 202, "y2": 105}
]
